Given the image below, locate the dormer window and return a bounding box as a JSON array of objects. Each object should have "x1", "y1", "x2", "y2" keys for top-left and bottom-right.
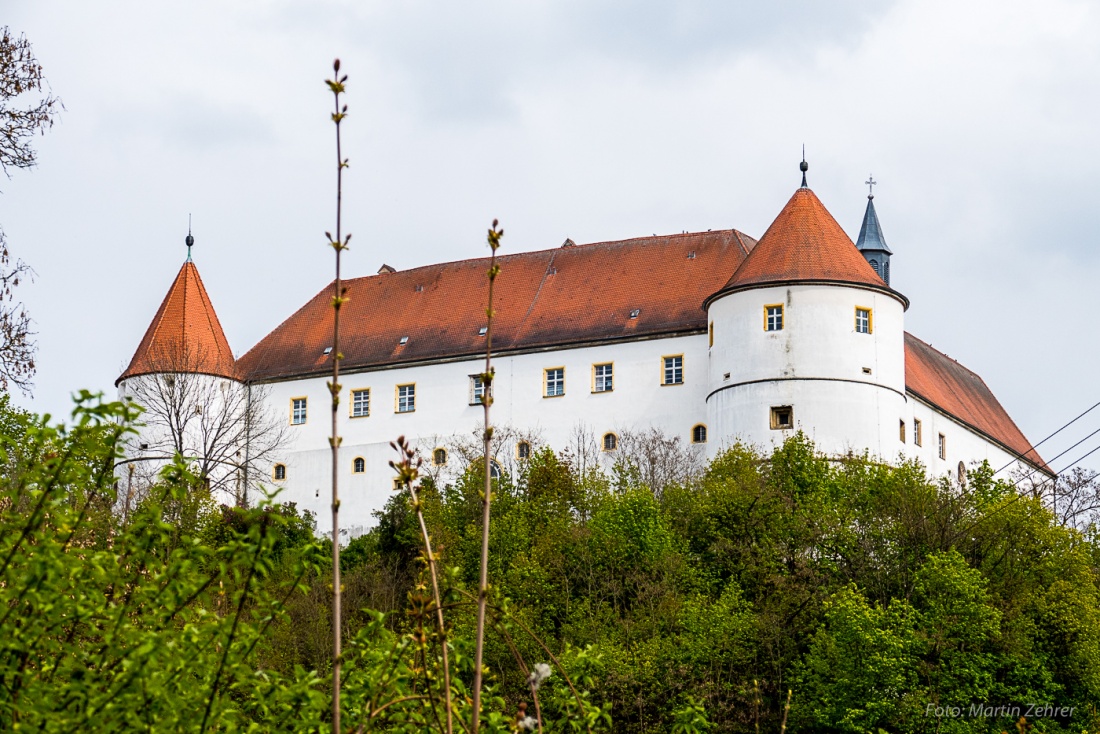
[
  {"x1": 629, "y1": 309, "x2": 640, "y2": 319},
  {"x1": 478, "y1": 327, "x2": 487, "y2": 336},
  {"x1": 399, "y1": 336, "x2": 409, "y2": 345}
]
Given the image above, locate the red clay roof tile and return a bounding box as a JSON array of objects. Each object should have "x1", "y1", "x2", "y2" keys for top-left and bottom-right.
[
  {"x1": 117, "y1": 261, "x2": 237, "y2": 384},
  {"x1": 904, "y1": 333, "x2": 1047, "y2": 471},
  {"x1": 709, "y1": 188, "x2": 901, "y2": 304},
  {"x1": 236, "y1": 230, "x2": 756, "y2": 382}
]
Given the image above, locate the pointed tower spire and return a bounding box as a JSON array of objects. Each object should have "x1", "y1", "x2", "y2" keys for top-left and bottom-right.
[
  {"x1": 855, "y1": 175, "x2": 893, "y2": 285},
  {"x1": 116, "y1": 261, "x2": 237, "y2": 384},
  {"x1": 800, "y1": 146, "x2": 809, "y2": 188}
]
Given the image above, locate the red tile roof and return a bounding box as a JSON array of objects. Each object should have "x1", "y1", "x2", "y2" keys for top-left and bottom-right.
[
  {"x1": 707, "y1": 187, "x2": 905, "y2": 307},
  {"x1": 117, "y1": 261, "x2": 237, "y2": 384},
  {"x1": 236, "y1": 229, "x2": 757, "y2": 382},
  {"x1": 904, "y1": 333, "x2": 1048, "y2": 473}
]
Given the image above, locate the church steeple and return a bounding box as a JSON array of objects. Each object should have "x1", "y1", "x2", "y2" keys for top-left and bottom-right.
[{"x1": 855, "y1": 176, "x2": 893, "y2": 285}]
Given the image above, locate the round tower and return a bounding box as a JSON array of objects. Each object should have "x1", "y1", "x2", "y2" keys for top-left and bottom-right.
[{"x1": 704, "y1": 166, "x2": 909, "y2": 459}]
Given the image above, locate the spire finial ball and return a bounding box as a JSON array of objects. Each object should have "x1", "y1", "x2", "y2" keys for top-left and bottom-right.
[
  {"x1": 799, "y1": 160, "x2": 808, "y2": 173},
  {"x1": 185, "y1": 233, "x2": 194, "y2": 248}
]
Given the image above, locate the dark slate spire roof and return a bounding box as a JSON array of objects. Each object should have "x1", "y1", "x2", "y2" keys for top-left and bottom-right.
[{"x1": 855, "y1": 196, "x2": 892, "y2": 254}]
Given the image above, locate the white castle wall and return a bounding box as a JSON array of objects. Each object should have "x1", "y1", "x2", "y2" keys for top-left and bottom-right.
[
  {"x1": 706, "y1": 283, "x2": 907, "y2": 459},
  {"x1": 261, "y1": 334, "x2": 710, "y2": 533}
]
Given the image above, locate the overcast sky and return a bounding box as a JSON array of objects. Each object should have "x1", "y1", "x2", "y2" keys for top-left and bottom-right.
[{"x1": 5, "y1": 0, "x2": 1099, "y2": 476}]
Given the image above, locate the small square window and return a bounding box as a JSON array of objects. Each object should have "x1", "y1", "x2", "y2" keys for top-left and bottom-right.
[
  {"x1": 662, "y1": 356, "x2": 684, "y2": 385},
  {"x1": 765, "y1": 304, "x2": 784, "y2": 332},
  {"x1": 470, "y1": 375, "x2": 487, "y2": 405},
  {"x1": 291, "y1": 398, "x2": 307, "y2": 425},
  {"x1": 938, "y1": 433, "x2": 946, "y2": 460},
  {"x1": 545, "y1": 368, "x2": 565, "y2": 397},
  {"x1": 914, "y1": 419, "x2": 923, "y2": 447},
  {"x1": 856, "y1": 307, "x2": 872, "y2": 334},
  {"x1": 393, "y1": 477, "x2": 404, "y2": 490},
  {"x1": 396, "y1": 384, "x2": 416, "y2": 413},
  {"x1": 351, "y1": 388, "x2": 370, "y2": 417},
  {"x1": 593, "y1": 363, "x2": 613, "y2": 393},
  {"x1": 770, "y1": 406, "x2": 794, "y2": 430},
  {"x1": 517, "y1": 441, "x2": 531, "y2": 460}
]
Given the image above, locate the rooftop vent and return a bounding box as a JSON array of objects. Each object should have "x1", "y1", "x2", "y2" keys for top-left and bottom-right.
[
  {"x1": 415, "y1": 284, "x2": 423, "y2": 292},
  {"x1": 378, "y1": 264, "x2": 397, "y2": 275},
  {"x1": 687, "y1": 251, "x2": 696, "y2": 259},
  {"x1": 562, "y1": 238, "x2": 576, "y2": 248},
  {"x1": 629, "y1": 309, "x2": 640, "y2": 319},
  {"x1": 323, "y1": 346, "x2": 333, "y2": 355},
  {"x1": 399, "y1": 336, "x2": 409, "y2": 345},
  {"x1": 547, "y1": 266, "x2": 557, "y2": 275},
  {"x1": 478, "y1": 327, "x2": 487, "y2": 336}
]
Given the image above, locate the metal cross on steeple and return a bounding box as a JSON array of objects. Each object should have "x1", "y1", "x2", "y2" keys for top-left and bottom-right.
[{"x1": 865, "y1": 175, "x2": 877, "y2": 199}]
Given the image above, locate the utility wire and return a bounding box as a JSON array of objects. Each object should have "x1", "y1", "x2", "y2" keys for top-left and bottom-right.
[
  {"x1": 994, "y1": 399, "x2": 1100, "y2": 474},
  {"x1": 1007, "y1": 425, "x2": 1100, "y2": 489}
]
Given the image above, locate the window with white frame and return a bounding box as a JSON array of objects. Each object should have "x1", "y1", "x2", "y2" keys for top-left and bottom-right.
[
  {"x1": 593, "y1": 363, "x2": 613, "y2": 393},
  {"x1": 470, "y1": 375, "x2": 487, "y2": 405},
  {"x1": 914, "y1": 418, "x2": 923, "y2": 446},
  {"x1": 351, "y1": 388, "x2": 370, "y2": 417},
  {"x1": 765, "y1": 304, "x2": 784, "y2": 332},
  {"x1": 396, "y1": 384, "x2": 415, "y2": 413},
  {"x1": 545, "y1": 368, "x2": 565, "y2": 397},
  {"x1": 291, "y1": 398, "x2": 307, "y2": 425},
  {"x1": 662, "y1": 355, "x2": 683, "y2": 385},
  {"x1": 855, "y1": 307, "x2": 872, "y2": 334}
]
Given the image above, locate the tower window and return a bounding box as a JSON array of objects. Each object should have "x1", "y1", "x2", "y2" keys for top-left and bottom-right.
[
  {"x1": 765, "y1": 304, "x2": 784, "y2": 332},
  {"x1": 351, "y1": 388, "x2": 370, "y2": 417},
  {"x1": 662, "y1": 355, "x2": 684, "y2": 385},
  {"x1": 899, "y1": 419, "x2": 906, "y2": 443},
  {"x1": 938, "y1": 433, "x2": 947, "y2": 460},
  {"x1": 709, "y1": 322, "x2": 714, "y2": 347},
  {"x1": 433, "y1": 447, "x2": 448, "y2": 466},
  {"x1": 855, "y1": 307, "x2": 872, "y2": 334},
  {"x1": 593, "y1": 363, "x2": 613, "y2": 393},
  {"x1": 517, "y1": 441, "x2": 531, "y2": 460},
  {"x1": 396, "y1": 384, "x2": 416, "y2": 413},
  {"x1": 602, "y1": 432, "x2": 618, "y2": 451},
  {"x1": 914, "y1": 419, "x2": 923, "y2": 446},
  {"x1": 470, "y1": 375, "x2": 487, "y2": 405},
  {"x1": 273, "y1": 464, "x2": 287, "y2": 481},
  {"x1": 352, "y1": 457, "x2": 365, "y2": 474},
  {"x1": 291, "y1": 398, "x2": 307, "y2": 425},
  {"x1": 544, "y1": 367, "x2": 565, "y2": 397},
  {"x1": 770, "y1": 406, "x2": 794, "y2": 430},
  {"x1": 869, "y1": 258, "x2": 880, "y2": 276},
  {"x1": 692, "y1": 424, "x2": 707, "y2": 444},
  {"x1": 883, "y1": 261, "x2": 890, "y2": 285}
]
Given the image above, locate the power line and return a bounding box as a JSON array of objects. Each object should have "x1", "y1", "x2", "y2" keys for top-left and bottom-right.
[
  {"x1": 995, "y1": 399, "x2": 1100, "y2": 474},
  {"x1": 1007, "y1": 425, "x2": 1100, "y2": 488}
]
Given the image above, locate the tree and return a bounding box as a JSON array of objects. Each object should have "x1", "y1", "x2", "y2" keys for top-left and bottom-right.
[
  {"x1": 0, "y1": 28, "x2": 62, "y2": 393},
  {"x1": 120, "y1": 341, "x2": 290, "y2": 506}
]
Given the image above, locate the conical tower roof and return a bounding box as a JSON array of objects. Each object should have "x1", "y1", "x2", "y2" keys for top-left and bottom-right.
[
  {"x1": 706, "y1": 187, "x2": 905, "y2": 307},
  {"x1": 117, "y1": 261, "x2": 237, "y2": 384},
  {"x1": 855, "y1": 195, "x2": 892, "y2": 254}
]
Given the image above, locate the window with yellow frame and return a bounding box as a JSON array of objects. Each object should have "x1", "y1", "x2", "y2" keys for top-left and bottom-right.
[
  {"x1": 855, "y1": 306, "x2": 872, "y2": 334},
  {"x1": 592, "y1": 363, "x2": 613, "y2": 393},
  {"x1": 764, "y1": 304, "x2": 784, "y2": 331}
]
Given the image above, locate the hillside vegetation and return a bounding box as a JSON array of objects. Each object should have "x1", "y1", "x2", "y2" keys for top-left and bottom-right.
[{"x1": 1, "y1": 394, "x2": 1098, "y2": 732}]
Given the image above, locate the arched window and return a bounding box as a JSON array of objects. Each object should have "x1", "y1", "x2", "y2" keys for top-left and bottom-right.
[
  {"x1": 489, "y1": 459, "x2": 502, "y2": 479},
  {"x1": 433, "y1": 448, "x2": 448, "y2": 466},
  {"x1": 869, "y1": 258, "x2": 880, "y2": 276},
  {"x1": 273, "y1": 464, "x2": 286, "y2": 481},
  {"x1": 882, "y1": 260, "x2": 890, "y2": 285},
  {"x1": 516, "y1": 441, "x2": 531, "y2": 460},
  {"x1": 602, "y1": 432, "x2": 618, "y2": 451},
  {"x1": 692, "y1": 424, "x2": 707, "y2": 444},
  {"x1": 352, "y1": 457, "x2": 365, "y2": 474}
]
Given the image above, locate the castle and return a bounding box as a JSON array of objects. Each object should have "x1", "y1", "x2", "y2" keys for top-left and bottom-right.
[{"x1": 117, "y1": 167, "x2": 1049, "y2": 533}]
